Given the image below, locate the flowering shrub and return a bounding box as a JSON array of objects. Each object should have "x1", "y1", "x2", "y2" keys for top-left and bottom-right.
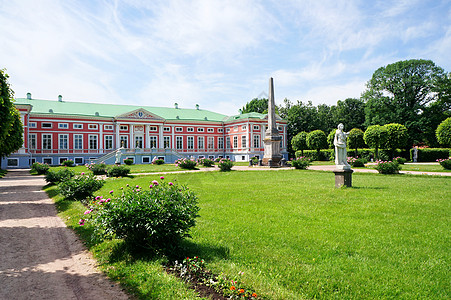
[
  {"x1": 84, "y1": 179, "x2": 199, "y2": 253},
  {"x1": 291, "y1": 156, "x2": 312, "y2": 169},
  {"x1": 347, "y1": 157, "x2": 366, "y2": 167},
  {"x1": 45, "y1": 168, "x2": 75, "y2": 184},
  {"x1": 250, "y1": 156, "x2": 259, "y2": 165},
  {"x1": 374, "y1": 160, "x2": 401, "y2": 174},
  {"x1": 106, "y1": 165, "x2": 130, "y2": 177},
  {"x1": 123, "y1": 158, "x2": 134, "y2": 165},
  {"x1": 61, "y1": 159, "x2": 75, "y2": 167},
  {"x1": 175, "y1": 158, "x2": 198, "y2": 170},
  {"x1": 218, "y1": 158, "x2": 234, "y2": 171},
  {"x1": 86, "y1": 163, "x2": 107, "y2": 175},
  {"x1": 31, "y1": 162, "x2": 49, "y2": 175},
  {"x1": 394, "y1": 157, "x2": 407, "y2": 164},
  {"x1": 58, "y1": 173, "x2": 105, "y2": 201},
  {"x1": 198, "y1": 158, "x2": 214, "y2": 167},
  {"x1": 152, "y1": 157, "x2": 165, "y2": 165},
  {"x1": 437, "y1": 158, "x2": 451, "y2": 170}
]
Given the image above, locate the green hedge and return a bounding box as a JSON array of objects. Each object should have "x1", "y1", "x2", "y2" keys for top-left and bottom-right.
[
  {"x1": 296, "y1": 149, "x2": 334, "y2": 161},
  {"x1": 296, "y1": 148, "x2": 412, "y2": 162},
  {"x1": 410, "y1": 148, "x2": 451, "y2": 162}
]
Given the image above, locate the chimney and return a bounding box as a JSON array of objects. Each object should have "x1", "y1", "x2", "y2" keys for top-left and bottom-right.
[
  {"x1": 26, "y1": 92, "x2": 32, "y2": 100},
  {"x1": 58, "y1": 95, "x2": 62, "y2": 102},
  {"x1": 195, "y1": 104, "x2": 199, "y2": 110},
  {"x1": 174, "y1": 103, "x2": 178, "y2": 109}
]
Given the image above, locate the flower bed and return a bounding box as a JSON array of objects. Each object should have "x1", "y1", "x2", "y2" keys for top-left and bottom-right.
[
  {"x1": 437, "y1": 158, "x2": 451, "y2": 170},
  {"x1": 374, "y1": 160, "x2": 401, "y2": 174}
]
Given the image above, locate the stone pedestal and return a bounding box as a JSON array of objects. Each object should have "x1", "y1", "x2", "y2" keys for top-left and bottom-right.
[{"x1": 333, "y1": 169, "x2": 353, "y2": 188}]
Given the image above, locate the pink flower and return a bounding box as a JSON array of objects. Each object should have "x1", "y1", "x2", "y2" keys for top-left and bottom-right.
[
  {"x1": 152, "y1": 180, "x2": 158, "y2": 186},
  {"x1": 95, "y1": 196, "x2": 101, "y2": 200},
  {"x1": 83, "y1": 209, "x2": 92, "y2": 215},
  {"x1": 136, "y1": 185, "x2": 139, "y2": 188},
  {"x1": 126, "y1": 184, "x2": 129, "y2": 187},
  {"x1": 81, "y1": 172, "x2": 85, "y2": 175},
  {"x1": 109, "y1": 190, "x2": 114, "y2": 194},
  {"x1": 160, "y1": 176, "x2": 164, "y2": 180},
  {"x1": 169, "y1": 182, "x2": 173, "y2": 186},
  {"x1": 106, "y1": 198, "x2": 111, "y2": 202},
  {"x1": 149, "y1": 185, "x2": 153, "y2": 188},
  {"x1": 78, "y1": 219, "x2": 85, "y2": 226}
]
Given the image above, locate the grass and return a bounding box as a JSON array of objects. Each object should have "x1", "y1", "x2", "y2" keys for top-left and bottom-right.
[{"x1": 397, "y1": 163, "x2": 451, "y2": 173}]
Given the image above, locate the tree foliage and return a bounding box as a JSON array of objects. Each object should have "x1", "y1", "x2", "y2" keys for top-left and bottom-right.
[
  {"x1": 384, "y1": 123, "x2": 408, "y2": 155},
  {"x1": 347, "y1": 128, "x2": 365, "y2": 155},
  {"x1": 332, "y1": 98, "x2": 366, "y2": 130},
  {"x1": 291, "y1": 131, "x2": 308, "y2": 156},
  {"x1": 241, "y1": 98, "x2": 268, "y2": 114},
  {"x1": 364, "y1": 125, "x2": 387, "y2": 160},
  {"x1": 0, "y1": 69, "x2": 23, "y2": 164},
  {"x1": 436, "y1": 117, "x2": 451, "y2": 147},
  {"x1": 327, "y1": 129, "x2": 337, "y2": 149},
  {"x1": 306, "y1": 130, "x2": 327, "y2": 153}
]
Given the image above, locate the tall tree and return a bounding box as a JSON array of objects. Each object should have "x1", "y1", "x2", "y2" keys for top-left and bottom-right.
[
  {"x1": 436, "y1": 117, "x2": 451, "y2": 147},
  {"x1": 347, "y1": 128, "x2": 366, "y2": 156},
  {"x1": 362, "y1": 59, "x2": 448, "y2": 146},
  {"x1": 291, "y1": 131, "x2": 308, "y2": 157},
  {"x1": 241, "y1": 98, "x2": 268, "y2": 114},
  {"x1": 364, "y1": 125, "x2": 387, "y2": 160},
  {"x1": 333, "y1": 98, "x2": 366, "y2": 130}
]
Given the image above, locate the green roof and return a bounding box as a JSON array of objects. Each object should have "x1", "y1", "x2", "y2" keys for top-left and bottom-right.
[
  {"x1": 222, "y1": 112, "x2": 267, "y2": 122},
  {"x1": 15, "y1": 98, "x2": 228, "y2": 122}
]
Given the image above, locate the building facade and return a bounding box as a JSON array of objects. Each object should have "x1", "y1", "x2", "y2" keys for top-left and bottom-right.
[{"x1": 3, "y1": 94, "x2": 288, "y2": 168}]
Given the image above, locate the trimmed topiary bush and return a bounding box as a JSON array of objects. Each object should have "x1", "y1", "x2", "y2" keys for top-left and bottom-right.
[
  {"x1": 218, "y1": 158, "x2": 234, "y2": 171},
  {"x1": 31, "y1": 162, "x2": 49, "y2": 175},
  {"x1": 198, "y1": 158, "x2": 214, "y2": 167},
  {"x1": 437, "y1": 158, "x2": 451, "y2": 170},
  {"x1": 175, "y1": 158, "x2": 197, "y2": 170},
  {"x1": 45, "y1": 168, "x2": 75, "y2": 184},
  {"x1": 84, "y1": 179, "x2": 200, "y2": 254},
  {"x1": 436, "y1": 117, "x2": 451, "y2": 147},
  {"x1": 394, "y1": 157, "x2": 407, "y2": 164},
  {"x1": 87, "y1": 163, "x2": 107, "y2": 175},
  {"x1": 61, "y1": 160, "x2": 75, "y2": 167},
  {"x1": 410, "y1": 148, "x2": 450, "y2": 162},
  {"x1": 347, "y1": 157, "x2": 366, "y2": 167},
  {"x1": 152, "y1": 157, "x2": 165, "y2": 165},
  {"x1": 123, "y1": 158, "x2": 134, "y2": 165},
  {"x1": 374, "y1": 161, "x2": 401, "y2": 174},
  {"x1": 106, "y1": 165, "x2": 130, "y2": 177},
  {"x1": 58, "y1": 174, "x2": 105, "y2": 201},
  {"x1": 291, "y1": 157, "x2": 311, "y2": 169}
]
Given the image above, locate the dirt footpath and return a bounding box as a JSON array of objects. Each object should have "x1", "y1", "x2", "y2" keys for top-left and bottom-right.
[{"x1": 0, "y1": 169, "x2": 129, "y2": 300}]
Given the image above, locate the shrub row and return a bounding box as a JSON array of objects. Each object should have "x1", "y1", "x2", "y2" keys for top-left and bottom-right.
[{"x1": 410, "y1": 148, "x2": 451, "y2": 162}]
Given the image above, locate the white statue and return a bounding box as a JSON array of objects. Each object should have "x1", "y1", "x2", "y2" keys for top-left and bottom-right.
[
  {"x1": 115, "y1": 148, "x2": 122, "y2": 164},
  {"x1": 334, "y1": 123, "x2": 351, "y2": 169}
]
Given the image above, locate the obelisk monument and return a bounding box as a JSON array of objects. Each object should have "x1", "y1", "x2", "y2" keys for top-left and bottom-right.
[{"x1": 262, "y1": 77, "x2": 282, "y2": 167}]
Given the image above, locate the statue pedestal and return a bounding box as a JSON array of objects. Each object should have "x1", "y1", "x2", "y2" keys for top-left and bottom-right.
[{"x1": 333, "y1": 169, "x2": 353, "y2": 188}]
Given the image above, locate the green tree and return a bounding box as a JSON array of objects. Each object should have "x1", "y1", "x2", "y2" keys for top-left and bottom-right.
[
  {"x1": 333, "y1": 98, "x2": 366, "y2": 130},
  {"x1": 241, "y1": 98, "x2": 268, "y2": 114},
  {"x1": 347, "y1": 128, "x2": 366, "y2": 156},
  {"x1": 436, "y1": 117, "x2": 451, "y2": 147},
  {"x1": 384, "y1": 123, "x2": 408, "y2": 159},
  {"x1": 364, "y1": 125, "x2": 387, "y2": 160},
  {"x1": 0, "y1": 69, "x2": 23, "y2": 168},
  {"x1": 291, "y1": 131, "x2": 308, "y2": 157},
  {"x1": 306, "y1": 130, "x2": 327, "y2": 154},
  {"x1": 327, "y1": 129, "x2": 337, "y2": 149},
  {"x1": 362, "y1": 59, "x2": 448, "y2": 145}
]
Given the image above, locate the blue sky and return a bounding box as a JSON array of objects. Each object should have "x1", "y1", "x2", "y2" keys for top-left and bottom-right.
[{"x1": 1, "y1": 0, "x2": 451, "y2": 116}]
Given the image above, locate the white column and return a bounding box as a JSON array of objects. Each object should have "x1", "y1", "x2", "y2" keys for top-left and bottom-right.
[
  {"x1": 99, "y1": 123, "x2": 103, "y2": 153},
  {"x1": 130, "y1": 124, "x2": 134, "y2": 149},
  {"x1": 145, "y1": 125, "x2": 150, "y2": 149},
  {"x1": 171, "y1": 126, "x2": 175, "y2": 150},
  {"x1": 159, "y1": 125, "x2": 163, "y2": 149}
]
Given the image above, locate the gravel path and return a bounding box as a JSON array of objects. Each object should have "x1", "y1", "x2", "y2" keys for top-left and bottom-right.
[{"x1": 0, "y1": 169, "x2": 129, "y2": 300}]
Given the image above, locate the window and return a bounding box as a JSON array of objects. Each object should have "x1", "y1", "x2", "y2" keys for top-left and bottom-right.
[
  {"x1": 207, "y1": 128, "x2": 214, "y2": 133},
  {"x1": 208, "y1": 155, "x2": 214, "y2": 160},
  {"x1": 164, "y1": 127, "x2": 171, "y2": 132},
  {"x1": 74, "y1": 134, "x2": 83, "y2": 150},
  {"x1": 208, "y1": 137, "x2": 214, "y2": 149},
  {"x1": 149, "y1": 126, "x2": 157, "y2": 131},
  {"x1": 241, "y1": 135, "x2": 247, "y2": 148},
  {"x1": 89, "y1": 135, "x2": 98, "y2": 149},
  {"x1": 88, "y1": 124, "x2": 98, "y2": 130},
  {"x1": 104, "y1": 135, "x2": 113, "y2": 150},
  {"x1": 187, "y1": 136, "x2": 194, "y2": 149},
  {"x1": 150, "y1": 136, "x2": 157, "y2": 148},
  {"x1": 218, "y1": 128, "x2": 223, "y2": 133},
  {"x1": 59, "y1": 134, "x2": 68, "y2": 150},
  {"x1": 242, "y1": 125, "x2": 247, "y2": 131},
  {"x1": 7, "y1": 158, "x2": 18, "y2": 167},
  {"x1": 74, "y1": 124, "x2": 83, "y2": 129},
  {"x1": 58, "y1": 123, "x2": 68, "y2": 129},
  {"x1": 28, "y1": 134, "x2": 36, "y2": 149},
  {"x1": 253, "y1": 125, "x2": 260, "y2": 131},
  {"x1": 187, "y1": 127, "x2": 194, "y2": 132},
  {"x1": 143, "y1": 156, "x2": 150, "y2": 163},
  {"x1": 120, "y1": 125, "x2": 128, "y2": 131},
  {"x1": 175, "y1": 127, "x2": 183, "y2": 132},
  {"x1": 218, "y1": 137, "x2": 224, "y2": 149},
  {"x1": 226, "y1": 137, "x2": 231, "y2": 149},
  {"x1": 42, "y1": 123, "x2": 52, "y2": 128},
  {"x1": 253, "y1": 135, "x2": 260, "y2": 148},
  {"x1": 176, "y1": 136, "x2": 183, "y2": 150},
  {"x1": 280, "y1": 136, "x2": 283, "y2": 148},
  {"x1": 59, "y1": 157, "x2": 68, "y2": 165},
  {"x1": 42, "y1": 134, "x2": 52, "y2": 150},
  {"x1": 198, "y1": 136, "x2": 204, "y2": 149},
  {"x1": 120, "y1": 136, "x2": 128, "y2": 148},
  {"x1": 198, "y1": 155, "x2": 205, "y2": 159},
  {"x1": 197, "y1": 128, "x2": 204, "y2": 132},
  {"x1": 233, "y1": 136, "x2": 238, "y2": 148},
  {"x1": 104, "y1": 125, "x2": 113, "y2": 130},
  {"x1": 226, "y1": 128, "x2": 230, "y2": 133},
  {"x1": 164, "y1": 136, "x2": 170, "y2": 149},
  {"x1": 278, "y1": 126, "x2": 283, "y2": 131},
  {"x1": 29, "y1": 158, "x2": 36, "y2": 165},
  {"x1": 233, "y1": 126, "x2": 238, "y2": 132},
  {"x1": 29, "y1": 122, "x2": 37, "y2": 128},
  {"x1": 43, "y1": 158, "x2": 52, "y2": 165},
  {"x1": 74, "y1": 157, "x2": 83, "y2": 164},
  {"x1": 135, "y1": 136, "x2": 143, "y2": 148}
]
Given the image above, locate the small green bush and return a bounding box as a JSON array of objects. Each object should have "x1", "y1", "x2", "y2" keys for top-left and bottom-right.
[
  {"x1": 347, "y1": 157, "x2": 366, "y2": 167},
  {"x1": 298, "y1": 149, "x2": 333, "y2": 161},
  {"x1": 85, "y1": 179, "x2": 200, "y2": 253},
  {"x1": 31, "y1": 162, "x2": 49, "y2": 175},
  {"x1": 250, "y1": 156, "x2": 259, "y2": 165},
  {"x1": 198, "y1": 158, "x2": 214, "y2": 167},
  {"x1": 175, "y1": 158, "x2": 197, "y2": 170},
  {"x1": 437, "y1": 158, "x2": 451, "y2": 170},
  {"x1": 61, "y1": 160, "x2": 75, "y2": 167},
  {"x1": 123, "y1": 158, "x2": 134, "y2": 165},
  {"x1": 374, "y1": 161, "x2": 401, "y2": 174},
  {"x1": 410, "y1": 148, "x2": 450, "y2": 162},
  {"x1": 152, "y1": 157, "x2": 165, "y2": 165},
  {"x1": 58, "y1": 174, "x2": 105, "y2": 201},
  {"x1": 394, "y1": 157, "x2": 407, "y2": 164},
  {"x1": 291, "y1": 157, "x2": 311, "y2": 169},
  {"x1": 45, "y1": 168, "x2": 75, "y2": 184},
  {"x1": 86, "y1": 163, "x2": 107, "y2": 175},
  {"x1": 106, "y1": 165, "x2": 130, "y2": 177},
  {"x1": 218, "y1": 158, "x2": 234, "y2": 171}
]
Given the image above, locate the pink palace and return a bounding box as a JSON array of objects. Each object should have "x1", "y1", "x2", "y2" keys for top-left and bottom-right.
[{"x1": 3, "y1": 93, "x2": 288, "y2": 168}]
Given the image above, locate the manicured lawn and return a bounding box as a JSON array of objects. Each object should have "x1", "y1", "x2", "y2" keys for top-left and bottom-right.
[
  {"x1": 397, "y1": 163, "x2": 451, "y2": 173},
  {"x1": 49, "y1": 163, "x2": 182, "y2": 174},
  {"x1": 85, "y1": 170, "x2": 450, "y2": 299}
]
